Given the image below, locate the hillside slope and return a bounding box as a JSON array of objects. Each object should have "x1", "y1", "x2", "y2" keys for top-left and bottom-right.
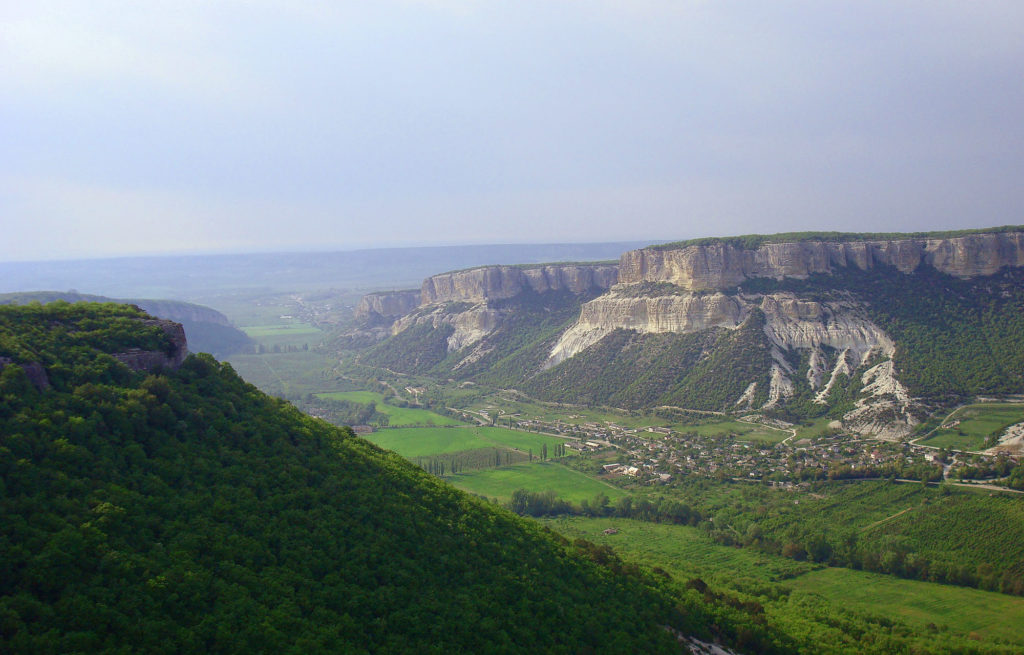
[{"x1": 0, "y1": 303, "x2": 727, "y2": 654}]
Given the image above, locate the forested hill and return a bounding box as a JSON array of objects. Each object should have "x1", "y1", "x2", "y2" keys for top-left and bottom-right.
[
  {"x1": 0, "y1": 303, "x2": 743, "y2": 654},
  {"x1": 0, "y1": 292, "x2": 252, "y2": 358}
]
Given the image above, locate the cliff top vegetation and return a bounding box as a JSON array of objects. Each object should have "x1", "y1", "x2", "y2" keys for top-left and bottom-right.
[{"x1": 649, "y1": 224, "x2": 1024, "y2": 252}]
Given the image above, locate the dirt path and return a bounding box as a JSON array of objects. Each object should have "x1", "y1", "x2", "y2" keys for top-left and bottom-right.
[
  {"x1": 737, "y1": 416, "x2": 799, "y2": 445},
  {"x1": 861, "y1": 506, "x2": 914, "y2": 532}
]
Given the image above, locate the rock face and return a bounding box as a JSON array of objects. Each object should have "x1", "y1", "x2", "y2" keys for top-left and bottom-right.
[
  {"x1": 112, "y1": 319, "x2": 189, "y2": 372},
  {"x1": 546, "y1": 286, "x2": 916, "y2": 437},
  {"x1": 355, "y1": 290, "x2": 422, "y2": 322},
  {"x1": 420, "y1": 264, "x2": 619, "y2": 305},
  {"x1": 618, "y1": 232, "x2": 1024, "y2": 290},
  {"x1": 0, "y1": 357, "x2": 51, "y2": 390}
]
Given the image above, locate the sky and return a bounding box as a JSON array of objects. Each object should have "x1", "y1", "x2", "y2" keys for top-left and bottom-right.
[{"x1": 3, "y1": 1, "x2": 1023, "y2": 261}]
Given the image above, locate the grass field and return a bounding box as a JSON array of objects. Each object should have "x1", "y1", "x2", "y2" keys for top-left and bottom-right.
[
  {"x1": 316, "y1": 391, "x2": 464, "y2": 426},
  {"x1": 365, "y1": 425, "x2": 569, "y2": 458},
  {"x1": 366, "y1": 427, "x2": 489, "y2": 457},
  {"x1": 921, "y1": 403, "x2": 1024, "y2": 451},
  {"x1": 684, "y1": 418, "x2": 791, "y2": 443},
  {"x1": 226, "y1": 351, "x2": 337, "y2": 397},
  {"x1": 241, "y1": 322, "x2": 323, "y2": 348},
  {"x1": 545, "y1": 516, "x2": 814, "y2": 583},
  {"x1": 450, "y1": 462, "x2": 627, "y2": 503},
  {"x1": 788, "y1": 567, "x2": 1024, "y2": 643},
  {"x1": 544, "y1": 517, "x2": 1024, "y2": 647}
]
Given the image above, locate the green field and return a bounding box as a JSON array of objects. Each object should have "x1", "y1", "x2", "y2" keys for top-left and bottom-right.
[
  {"x1": 226, "y1": 351, "x2": 337, "y2": 398},
  {"x1": 242, "y1": 322, "x2": 323, "y2": 347},
  {"x1": 792, "y1": 417, "x2": 836, "y2": 440},
  {"x1": 921, "y1": 403, "x2": 1024, "y2": 451},
  {"x1": 789, "y1": 567, "x2": 1024, "y2": 643},
  {"x1": 450, "y1": 461, "x2": 627, "y2": 503},
  {"x1": 545, "y1": 517, "x2": 1024, "y2": 647},
  {"x1": 366, "y1": 427, "x2": 488, "y2": 457},
  {"x1": 685, "y1": 418, "x2": 791, "y2": 443},
  {"x1": 316, "y1": 391, "x2": 463, "y2": 427},
  {"x1": 545, "y1": 516, "x2": 814, "y2": 583},
  {"x1": 365, "y1": 425, "x2": 568, "y2": 458}
]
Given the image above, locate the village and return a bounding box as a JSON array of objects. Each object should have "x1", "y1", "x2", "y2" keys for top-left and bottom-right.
[{"x1": 501, "y1": 413, "x2": 1017, "y2": 487}]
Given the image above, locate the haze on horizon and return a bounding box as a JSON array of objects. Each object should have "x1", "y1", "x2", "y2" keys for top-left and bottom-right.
[{"x1": 3, "y1": 1, "x2": 1023, "y2": 262}]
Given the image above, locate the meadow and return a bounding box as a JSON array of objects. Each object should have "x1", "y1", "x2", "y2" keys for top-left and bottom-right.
[
  {"x1": 545, "y1": 517, "x2": 1024, "y2": 648},
  {"x1": 365, "y1": 425, "x2": 568, "y2": 458},
  {"x1": 241, "y1": 322, "x2": 323, "y2": 348},
  {"x1": 226, "y1": 350, "x2": 338, "y2": 398},
  {"x1": 683, "y1": 418, "x2": 791, "y2": 443},
  {"x1": 788, "y1": 567, "x2": 1024, "y2": 643},
  {"x1": 316, "y1": 390, "x2": 463, "y2": 426},
  {"x1": 921, "y1": 403, "x2": 1024, "y2": 451},
  {"x1": 544, "y1": 516, "x2": 814, "y2": 583},
  {"x1": 450, "y1": 461, "x2": 627, "y2": 503}
]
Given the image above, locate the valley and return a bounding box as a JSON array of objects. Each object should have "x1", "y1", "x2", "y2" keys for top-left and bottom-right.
[{"x1": 7, "y1": 230, "x2": 1024, "y2": 653}]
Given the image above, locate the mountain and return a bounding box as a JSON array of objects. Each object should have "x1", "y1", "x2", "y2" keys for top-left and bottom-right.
[
  {"x1": 356, "y1": 227, "x2": 1024, "y2": 438},
  {"x1": 0, "y1": 292, "x2": 252, "y2": 358},
  {"x1": 1, "y1": 302, "x2": 764, "y2": 654}
]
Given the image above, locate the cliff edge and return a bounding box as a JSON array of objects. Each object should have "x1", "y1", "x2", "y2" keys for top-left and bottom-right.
[{"x1": 619, "y1": 230, "x2": 1024, "y2": 290}]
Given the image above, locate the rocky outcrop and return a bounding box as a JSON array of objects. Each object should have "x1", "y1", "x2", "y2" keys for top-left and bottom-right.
[
  {"x1": 420, "y1": 264, "x2": 618, "y2": 305},
  {"x1": 0, "y1": 357, "x2": 50, "y2": 390},
  {"x1": 112, "y1": 319, "x2": 188, "y2": 372},
  {"x1": 618, "y1": 231, "x2": 1024, "y2": 290},
  {"x1": 392, "y1": 304, "x2": 503, "y2": 353},
  {"x1": 547, "y1": 292, "x2": 746, "y2": 367},
  {"x1": 548, "y1": 290, "x2": 890, "y2": 369},
  {"x1": 1, "y1": 318, "x2": 188, "y2": 386},
  {"x1": 355, "y1": 290, "x2": 421, "y2": 322}
]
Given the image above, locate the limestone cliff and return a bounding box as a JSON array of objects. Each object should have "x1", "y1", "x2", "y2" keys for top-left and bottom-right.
[
  {"x1": 360, "y1": 228, "x2": 1024, "y2": 439},
  {"x1": 420, "y1": 263, "x2": 618, "y2": 305},
  {"x1": 547, "y1": 286, "x2": 915, "y2": 437},
  {"x1": 355, "y1": 289, "x2": 421, "y2": 322},
  {"x1": 381, "y1": 263, "x2": 619, "y2": 356},
  {"x1": 618, "y1": 231, "x2": 1024, "y2": 290}
]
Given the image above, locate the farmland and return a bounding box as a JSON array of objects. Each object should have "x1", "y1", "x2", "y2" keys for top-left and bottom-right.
[
  {"x1": 685, "y1": 418, "x2": 791, "y2": 443},
  {"x1": 365, "y1": 425, "x2": 568, "y2": 458},
  {"x1": 920, "y1": 403, "x2": 1024, "y2": 451},
  {"x1": 451, "y1": 462, "x2": 627, "y2": 503},
  {"x1": 241, "y1": 321, "x2": 323, "y2": 348},
  {"x1": 316, "y1": 390, "x2": 463, "y2": 426},
  {"x1": 546, "y1": 517, "x2": 1024, "y2": 648}
]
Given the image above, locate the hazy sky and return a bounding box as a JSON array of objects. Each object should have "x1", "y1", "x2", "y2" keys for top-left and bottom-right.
[{"x1": 3, "y1": 1, "x2": 1023, "y2": 261}]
